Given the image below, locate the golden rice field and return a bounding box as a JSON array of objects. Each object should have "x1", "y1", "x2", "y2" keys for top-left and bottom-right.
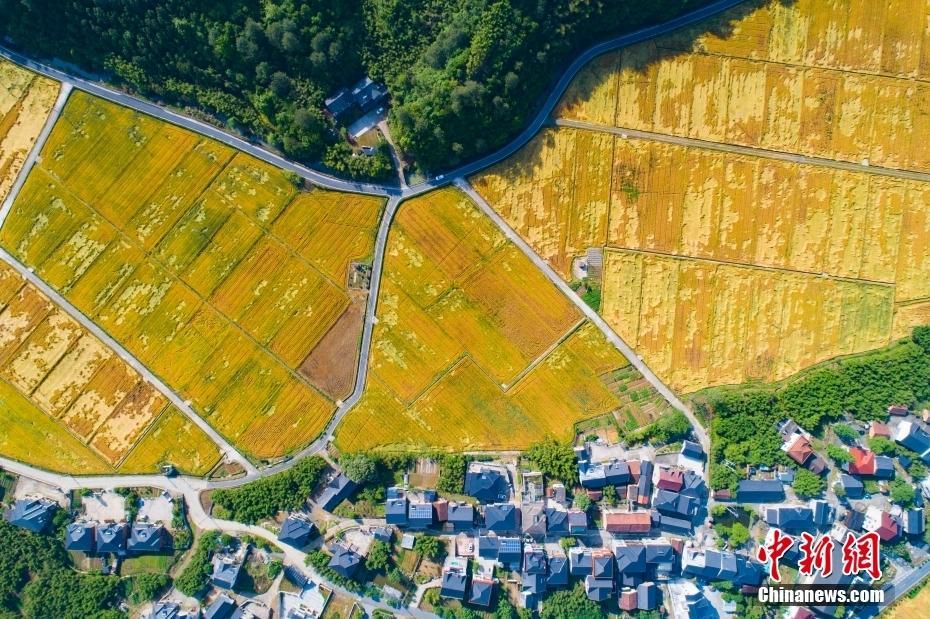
[
  {"x1": 475, "y1": 125, "x2": 928, "y2": 391},
  {"x1": 334, "y1": 188, "x2": 666, "y2": 452},
  {"x1": 473, "y1": 0, "x2": 930, "y2": 392},
  {"x1": 119, "y1": 406, "x2": 222, "y2": 476},
  {"x1": 1, "y1": 91, "x2": 384, "y2": 460},
  {"x1": 0, "y1": 59, "x2": 59, "y2": 203},
  {"x1": 0, "y1": 261, "x2": 220, "y2": 473},
  {"x1": 558, "y1": 0, "x2": 930, "y2": 172}
]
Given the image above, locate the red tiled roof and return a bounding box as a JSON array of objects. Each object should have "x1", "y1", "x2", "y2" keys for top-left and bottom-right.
[
  {"x1": 657, "y1": 469, "x2": 684, "y2": 492},
  {"x1": 889, "y1": 405, "x2": 909, "y2": 415},
  {"x1": 793, "y1": 608, "x2": 815, "y2": 619},
  {"x1": 627, "y1": 460, "x2": 641, "y2": 481},
  {"x1": 604, "y1": 511, "x2": 652, "y2": 534},
  {"x1": 876, "y1": 512, "x2": 899, "y2": 541},
  {"x1": 849, "y1": 447, "x2": 876, "y2": 476},
  {"x1": 786, "y1": 435, "x2": 814, "y2": 465},
  {"x1": 869, "y1": 422, "x2": 890, "y2": 438}
]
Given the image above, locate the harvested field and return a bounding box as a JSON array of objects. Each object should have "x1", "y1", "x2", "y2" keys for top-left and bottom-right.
[
  {"x1": 334, "y1": 189, "x2": 668, "y2": 452},
  {"x1": 0, "y1": 262, "x2": 211, "y2": 472},
  {"x1": 299, "y1": 293, "x2": 366, "y2": 401},
  {"x1": 559, "y1": 0, "x2": 930, "y2": 172},
  {"x1": 118, "y1": 406, "x2": 222, "y2": 476},
  {"x1": 1, "y1": 91, "x2": 385, "y2": 459},
  {"x1": 0, "y1": 59, "x2": 59, "y2": 203}
]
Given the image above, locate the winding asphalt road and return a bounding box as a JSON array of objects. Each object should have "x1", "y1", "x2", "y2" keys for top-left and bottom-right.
[{"x1": 0, "y1": 0, "x2": 746, "y2": 201}]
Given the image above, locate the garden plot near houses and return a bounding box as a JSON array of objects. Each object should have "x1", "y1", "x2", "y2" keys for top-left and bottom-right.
[
  {"x1": 334, "y1": 188, "x2": 672, "y2": 452},
  {"x1": 0, "y1": 59, "x2": 59, "y2": 203},
  {"x1": 0, "y1": 91, "x2": 385, "y2": 460},
  {"x1": 0, "y1": 261, "x2": 221, "y2": 474},
  {"x1": 558, "y1": 0, "x2": 930, "y2": 172}
]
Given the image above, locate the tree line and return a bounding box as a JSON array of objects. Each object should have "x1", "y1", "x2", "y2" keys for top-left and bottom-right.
[{"x1": 0, "y1": 0, "x2": 711, "y2": 177}]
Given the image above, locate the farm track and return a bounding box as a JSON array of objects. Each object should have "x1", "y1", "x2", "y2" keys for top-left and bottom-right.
[
  {"x1": 556, "y1": 117, "x2": 930, "y2": 184},
  {"x1": 0, "y1": 0, "x2": 747, "y2": 488}
]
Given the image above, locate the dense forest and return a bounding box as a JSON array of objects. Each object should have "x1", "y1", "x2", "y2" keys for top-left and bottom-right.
[
  {"x1": 0, "y1": 0, "x2": 708, "y2": 177},
  {"x1": 0, "y1": 520, "x2": 168, "y2": 618},
  {"x1": 705, "y1": 327, "x2": 930, "y2": 490}
]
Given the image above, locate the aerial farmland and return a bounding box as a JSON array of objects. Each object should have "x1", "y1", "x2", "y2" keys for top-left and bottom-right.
[
  {"x1": 474, "y1": 0, "x2": 930, "y2": 392},
  {"x1": 1, "y1": 91, "x2": 385, "y2": 461},
  {"x1": 0, "y1": 59, "x2": 58, "y2": 203},
  {"x1": 0, "y1": 261, "x2": 220, "y2": 474},
  {"x1": 334, "y1": 188, "x2": 671, "y2": 451}
]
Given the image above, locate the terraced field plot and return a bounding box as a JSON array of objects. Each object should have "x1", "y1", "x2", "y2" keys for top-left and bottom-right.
[
  {"x1": 1, "y1": 91, "x2": 385, "y2": 460},
  {"x1": 334, "y1": 188, "x2": 671, "y2": 452},
  {"x1": 473, "y1": 0, "x2": 930, "y2": 392},
  {"x1": 0, "y1": 261, "x2": 220, "y2": 474},
  {"x1": 0, "y1": 59, "x2": 59, "y2": 203},
  {"x1": 558, "y1": 0, "x2": 930, "y2": 172}
]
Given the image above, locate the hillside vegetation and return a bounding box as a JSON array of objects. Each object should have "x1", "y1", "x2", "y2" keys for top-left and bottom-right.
[{"x1": 0, "y1": 0, "x2": 710, "y2": 173}]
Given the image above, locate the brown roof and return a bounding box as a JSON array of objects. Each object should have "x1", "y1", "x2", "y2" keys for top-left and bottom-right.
[
  {"x1": 786, "y1": 435, "x2": 814, "y2": 465},
  {"x1": 619, "y1": 589, "x2": 638, "y2": 611},
  {"x1": 627, "y1": 460, "x2": 641, "y2": 481},
  {"x1": 869, "y1": 422, "x2": 890, "y2": 438},
  {"x1": 889, "y1": 405, "x2": 909, "y2": 416},
  {"x1": 657, "y1": 469, "x2": 684, "y2": 492},
  {"x1": 433, "y1": 499, "x2": 449, "y2": 522},
  {"x1": 604, "y1": 511, "x2": 652, "y2": 534}
]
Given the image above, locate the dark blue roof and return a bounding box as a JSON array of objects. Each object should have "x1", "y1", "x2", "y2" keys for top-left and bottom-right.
[
  {"x1": 548, "y1": 555, "x2": 569, "y2": 587},
  {"x1": 385, "y1": 497, "x2": 408, "y2": 525},
  {"x1": 614, "y1": 543, "x2": 646, "y2": 573},
  {"x1": 545, "y1": 507, "x2": 569, "y2": 534},
  {"x1": 318, "y1": 474, "x2": 357, "y2": 512},
  {"x1": 9, "y1": 499, "x2": 56, "y2": 533},
  {"x1": 654, "y1": 489, "x2": 698, "y2": 518},
  {"x1": 584, "y1": 576, "x2": 613, "y2": 602},
  {"x1": 441, "y1": 570, "x2": 467, "y2": 598},
  {"x1": 469, "y1": 578, "x2": 494, "y2": 606},
  {"x1": 328, "y1": 543, "x2": 362, "y2": 578},
  {"x1": 278, "y1": 516, "x2": 315, "y2": 547},
  {"x1": 681, "y1": 440, "x2": 704, "y2": 460},
  {"x1": 151, "y1": 601, "x2": 181, "y2": 619},
  {"x1": 408, "y1": 502, "x2": 433, "y2": 528},
  {"x1": 448, "y1": 503, "x2": 474, "y2": 528},
  {"x1": 211, "y1": 555, "x2": 242, "y2": 589},
  {"x1": 465, "y1": 469, "x2": 509, "y2": 503},
  {"x1": 765, "y1": 507, "x2": 813, "y2": 532},
  {"x1": 523, "y1": 548, "x2": 547, "y2": 575},
  {"x1": 499, "y1": 537, "x2": 523, "y2": 563},
  {"x1": 637, "y1": 582, "x2": 660, "y2": 610},
  {"x1": 95, "y1": 522, "x2": 127, "y2": 553},
  {"x1": 204, "y1": 594, "x2": 237, "y2": 619},
  {"x1": 484, "y1": 503, "x2": 519, "y2": 532},
  {"x1": 737, "y1": 479, "x2": 785, "y2": 502},
  {"x1": 128, "y1": 523, "x2": 168, "y2": 553},
  {"x1": 64, "y1": 522, "x2": 95, "y2": 552}
]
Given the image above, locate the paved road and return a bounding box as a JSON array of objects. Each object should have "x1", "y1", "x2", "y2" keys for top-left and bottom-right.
[
  {"x1": 0, "y1": 83, "x2": 72, "y2": 220},
  {"x1": 0, "y1": 0, "x2": 746, "y2": 201},
  {"x1": 0, "y1": 248, "x2": 258, "y2": 475},
  {"x1": 0, "y1": 0, "x2": 749, "y2": 485},
  {"x1": 456, "y1": 179, "x2": 711, "y2": 455},
  {"x1": 557, "y1": 118, "x2": 930, "y2": 183}
]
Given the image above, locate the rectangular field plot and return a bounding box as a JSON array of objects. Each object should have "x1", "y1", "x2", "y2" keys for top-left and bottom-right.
[
  {"x1": 1, "y1": 92, "x2": 386, "y2": 460},
  {"x1": 600, "y1": 250, "x2": 896, "y2": 392},
  {"x1": 0, "y1": 59, "x2": 59, "y2": 204},
  {"x1": 556, "y1": 0, "x2": 930, "y2": 172},
  {"x1": 118, "y1": 406, "x2": 221, "y2": 476},
  {"x1": 0, "y1": 263, "x2": 205, "y2": 471},
  {"x1": 334, "y1": 189, "x2": 669, "y2": 452}
]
